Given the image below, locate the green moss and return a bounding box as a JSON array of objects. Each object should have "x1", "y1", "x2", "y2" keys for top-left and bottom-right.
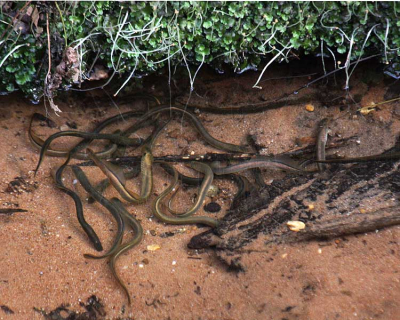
[{"x1": 1, "y1": 1, "x2": 400, "y2": 101}]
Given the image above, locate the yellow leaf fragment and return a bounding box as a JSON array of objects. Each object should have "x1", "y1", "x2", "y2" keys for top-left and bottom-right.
[
  {"x1": 359, "y1": 102, "x2": 376, "y2": 115},
  {"x1": 147, "y1": 244, "x2": 161, "y2": 251}
]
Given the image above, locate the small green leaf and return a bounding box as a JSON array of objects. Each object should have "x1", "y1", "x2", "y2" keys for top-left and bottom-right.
[
  {"x1": 6, "y1": 83, "x2": 15, "y2": 92},
  {"x1": 203, "y1": 20, "x2": 213, "y2": 29},
  {"x1": 337, "y1": 46, "x2": 347, "y2": 54}
]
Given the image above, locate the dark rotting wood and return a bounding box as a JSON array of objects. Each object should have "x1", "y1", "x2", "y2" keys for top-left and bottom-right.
[{"x1": 188, "y1": 160, "x2": 400, "y2": 267}]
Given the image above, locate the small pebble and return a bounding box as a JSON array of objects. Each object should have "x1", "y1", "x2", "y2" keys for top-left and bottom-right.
[
  {"x1": 142, "y1": 258, "x2": 149, "y2": 265},
  {"x1": 60, "y1": 124, "x2": 69, "y2": 131},
  {"x1": 305, "y1": 104, "x2": 315, "y2": 112},
  {"x1": 172, "y1": 260, "x2": 177, "y2": 266},
  {"x1": 204, "y1": 202, "x2": 221, "y2": 213},
  {"x1": 281, "y1": 253, "x2": 288, "y2": 259},
  {"x1": 206, "y1": 185, "x2": 219, "y2": 197}
]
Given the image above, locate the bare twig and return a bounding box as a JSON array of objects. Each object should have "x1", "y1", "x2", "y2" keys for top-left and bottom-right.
[
  {"x1": 44, "y1": 12, "x2": 62, "y2": 115},
  {"x1": 0, "y1": 208, "x2": 28, "y2": 215},
  {"x1": 77, "y1": 152, "x2": 257, "y2": 167}
]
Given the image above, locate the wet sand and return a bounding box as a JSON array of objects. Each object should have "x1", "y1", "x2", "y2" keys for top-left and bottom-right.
[{"x1": 1, "y1": 64, "x2": 400, "y2": 319}]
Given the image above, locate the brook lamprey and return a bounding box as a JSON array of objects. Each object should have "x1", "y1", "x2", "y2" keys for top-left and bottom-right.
[
  {"x1": 87, "y1": 148, "x2": 153, "y2": 204},
  {"x1": 211, "y1": 155, "x2": 305, "y2": 175},
  {"x1": 152, "y1": 164, "x2": 219, "y2": 228},
  {"x1": 71, "y1": 165, "x2": 125, "y2": 259},
  {"x1": 35, "y1": 131, "x2": 142, "y2": 175},
  {"x1": 51, "y1": 167, "x2": 103, "y2": 251},
  {"x1": 167, "y1": 162, "x2": 214, "y2": 218},
  {"x1": 128, "y1": 105, "x2": 251, "y2": 153},
  {"x1": 29, "y1": 113, "x2": 118, "y2": 160},
  {"x1": 109, "y1": 198, "x2": 143, "y2": 305}
]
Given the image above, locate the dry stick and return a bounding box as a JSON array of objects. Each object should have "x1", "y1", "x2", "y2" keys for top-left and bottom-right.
[
  {"x1": 0, "y1": 208, "x2": 28, "y2": 215},
  {"x1": 371, "y1": 96, "x2": 400, "y2": 108},
  {"x1": 44, "y1": 12, "x2": 51, "y2": 110},
  {"x1": 78, "y1": 152, "x2": 256, "y2": 167},
  {"x1": 54, "y1": 2, "x2": 67, "y2": 47},
  {"x1": 44, "y1": 12, "x2": 61, "y2": 114},
  {"x1": 45, "y1": 12, "x2": 51, "y2": 78},
  {"x1": 77, "y1": 136, "x2": 355, "y2": 167}
]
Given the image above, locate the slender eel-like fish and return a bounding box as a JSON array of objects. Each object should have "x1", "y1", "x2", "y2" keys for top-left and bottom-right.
[
  {"x1": 167, "y1": 162, "x2": 214, "y2": 218},
  {"x1": 210, "y1": 155, "x2": 305, "y2": 175},
  {"x1": 160, "y1": 162, "x2": 256, "y2": 209},
  {"x1": 34, "y1": 131, "x2": 142, "y2": 175},
  {"x1": 51, "y1": 166, "x2": 103, "y2": 251},
  {"x1": 29, "y1": 113, "x2": 118, "y2": 160},
  {"x1": 121, "y1": 105, "x2": 251, "y2": 153},
  {"x1": 42, "y1": 111, "x2": 149, "y2": 248},
  {"x1": 109, "y1": 198, "x2": 143, "y2": 305},
  {"x1": 87, "y1": 148, "x2": 153, "y2": 204},
  {"x1": 152, "y1": 164, "x2": 219, "y2": 228},
  {"x1": 71, "y1": 165, "x2": 125, "y2": 259}
]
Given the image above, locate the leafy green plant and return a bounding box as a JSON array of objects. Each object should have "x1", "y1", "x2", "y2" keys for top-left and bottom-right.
[{"x1": 1, "y1": 1, "x2": 400, "y2": 104}]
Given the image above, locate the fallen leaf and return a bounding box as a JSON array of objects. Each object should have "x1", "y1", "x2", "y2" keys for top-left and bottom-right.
[
  {"x1": 32, "y1": 7, "x2": 39, "y2": 28},
  {"x1": 25, "y1": 5, "x2": 33, "y2": 17}
]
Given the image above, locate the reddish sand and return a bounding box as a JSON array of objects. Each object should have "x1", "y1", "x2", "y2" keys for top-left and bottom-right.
[{"x1": 1, "y1": 64, "x2": 400, "y2": 320}]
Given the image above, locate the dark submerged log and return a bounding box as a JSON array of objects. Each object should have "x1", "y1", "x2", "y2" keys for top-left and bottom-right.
[{"x1": 189, "y1": 160, "x2": 400, "y2": 268}]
